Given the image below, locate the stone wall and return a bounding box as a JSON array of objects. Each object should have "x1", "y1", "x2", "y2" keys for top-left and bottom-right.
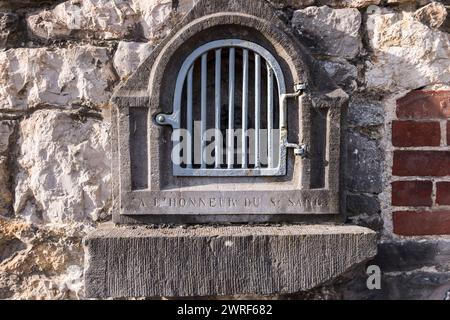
[{"x1": 0, "y1": 0, "x2": 449, "y2": 299}]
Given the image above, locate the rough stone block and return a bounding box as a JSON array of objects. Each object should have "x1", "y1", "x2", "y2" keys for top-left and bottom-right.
[
  {"x1": 346, "y1": 130, "x2": 383, "y2": 193},
  {"x1": 292, "y1": 6, "x2": 362, "y2": 59},
  {"x1": 346, "y1": 193, "x2": 380, "y2": 216},
  {"x1": 84, "y1": 224, "x2": 377, "y2": 298},
  {"x1": 347, "y1": 98, "x2": 384, "y2": 127},
  {"x1": 366, "y1": 8, "x2": 450, "y2": 92}
]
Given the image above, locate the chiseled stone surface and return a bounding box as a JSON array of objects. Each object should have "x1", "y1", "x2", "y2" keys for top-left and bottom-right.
[{"x1": 84, "y1": 224, "x2": 377, "y2": 298}]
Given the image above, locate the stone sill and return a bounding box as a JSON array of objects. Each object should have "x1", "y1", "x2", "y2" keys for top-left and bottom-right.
[{"x1": 84, "y1": 224, "x2": 377, "y2": 298}]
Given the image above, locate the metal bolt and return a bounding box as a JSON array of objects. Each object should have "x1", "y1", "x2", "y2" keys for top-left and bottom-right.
[{"x1": 156, "y1": 115, "x2": 165, "y2": 123}]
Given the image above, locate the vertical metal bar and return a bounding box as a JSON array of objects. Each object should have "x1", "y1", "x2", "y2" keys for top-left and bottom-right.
[
  {"x1": 186, "y1": 66, "x2": 194, "y2": 168},
  {"x1": 214, "y1": 49, "x2": 222, "y2": 168},
  {"x1": 267, "y1": 63, "x2": 274, "y2": 168},
  {"x1": 201, "y1": 53, "x2": 207, "y2": 168},
  {"x1": 242, "y1": 49, "x2": 248, "y2": 168},
  {"x1": 254, "y1": 53, "x2": 261, "y2": 168},
  {"x1": 227, "y1": 48, "x2": 235, "y2": 169}
]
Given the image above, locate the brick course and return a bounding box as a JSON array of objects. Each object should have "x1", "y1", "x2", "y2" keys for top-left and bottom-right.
[{"x1": 393, "y1": 91, "x2": 450, "y2": 236}]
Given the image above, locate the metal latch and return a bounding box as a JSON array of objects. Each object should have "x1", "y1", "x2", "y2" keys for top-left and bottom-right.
[{"x1": 285, "y1": 143, "x2": 307, "y2": 158}]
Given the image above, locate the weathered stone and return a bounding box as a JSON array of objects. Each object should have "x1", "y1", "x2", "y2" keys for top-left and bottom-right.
[
  {"x1": 84, "y1": 224, "x2": 377, "y2": 298},
  {"x1": 316, "y1": 0, "x2": 381, "y2": 8},
  {"x1": 0, "y1": 157, "x2": 12, "y2": 217},
  {"x1": 113, "y1": 41, "x2": 153, "y2": 80},
  {"x1": 26, "y1": 0, "x2": 196, "y2": 42},
  {"x1": 0, "y1": 120, "x2": 14, "y2": 154},
  {"x1": 346, "y1": 193, "x2": 381, "y2": 216},
  {"x1": 0, "y1": 120, "x2": 15, "y2": 217},
  {"x1": 269, "y1": 0, "x2": 380, "y2": 9},
  {"x1": 292, "y1": 6, "x2": 362, "y2": 59},
  {"x1": 0, "y1": 46, "x2": 117, "y2": 110},
  {"x1": 0, "y1": 12, "x2": 18, "y2": 49},
  {"x1": 268, "y1": 0, "x2": 315, "y2": 8},
  {"x1": 0, "y1": 0, "x2": 63, "y2": 9},
  {"x1": 14, "y1": 110, "x2": 111, "y2": 223},
  {"x1": 133, "y1": 0, "x2": 195, "y2": 41},
  {"x1": 365, "y1": 7, "x2": 450, "y2": 92},
  {"x1": 374, "y1": 240, "x2": 450, "y2": 272},
  {"x1": 413, "y1": 2, "x2": 448, "y2": 29},
  {"x1": 320, "y1": 58, "x2": 358, "y2": 93},
  {"x1": 0, "y1": 217, "x2": 86, "y2": 299},
  {"x1": 347, "y1": 98, "x2": 384, "y2": 126},
  {"x1": 335, "y1": 266, "x2": 450, "y2": 300},
  {"x1": 27, "y1": 0, "x2": 139, "y2": 41},
  {"x1": 347, "y1": 213, "x2": 384, "y2": 231},
  {"x1": 346, "y1": 130, "x2": 383, "y2": 193}
]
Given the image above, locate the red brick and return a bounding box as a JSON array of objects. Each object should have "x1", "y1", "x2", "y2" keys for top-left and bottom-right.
[
  {"x1": 393, "y1": 211, "x2": 450, "y2": 236},
  {"x1": 392, "y1": 121, "x2": 440, "y2": 147},
  {"x1": 397, "y1": 91, "x2": 450, "y2": 119},
  {"x1": 392, "y1": 181, "x2": 432, "y2": 206},
  {"x1": 393, "y1": 151, "x2": 450, "y2": 177},
  {"x1": 436, "y1": 182, "x2": 450, "y2": 205}
]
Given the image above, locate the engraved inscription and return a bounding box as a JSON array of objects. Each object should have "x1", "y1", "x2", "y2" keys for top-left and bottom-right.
[{"x1": 131, "y1": 196, "x2": 328, "y2": 210}]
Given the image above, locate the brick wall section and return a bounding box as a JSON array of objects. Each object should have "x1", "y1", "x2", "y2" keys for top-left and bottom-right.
[{"x1": 392, "y1": 91, "x2": 450, "y2": 236}]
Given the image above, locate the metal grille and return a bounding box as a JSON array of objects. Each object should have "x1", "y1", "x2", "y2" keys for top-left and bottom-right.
[{"x1": 156, "y1": 39, "x2": 290, "y2": 177}]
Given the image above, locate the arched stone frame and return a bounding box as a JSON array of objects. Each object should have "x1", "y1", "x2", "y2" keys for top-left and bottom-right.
[{"x1": 111, "y1": 0, "x2": 348, "y2": 224}]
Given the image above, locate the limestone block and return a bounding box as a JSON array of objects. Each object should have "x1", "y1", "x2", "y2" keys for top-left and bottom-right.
[
  {"x1": 26, "y1": 0, "x2": 138, "y2": 40},
  {"x1": 113, "y1": 41, "x2": 153, "y2": 80},
  {"x1": 413, "y1": 2, "x2": 448, "y2": 29},
  {"x1": 26, "y1": 0, "x2": 197, "y2": 42},
  {"x1": 0, "y1": 218, "x2": 86, "y2": 299},
  {"x1": 365, "y1": 7, "x2": 450, "y2": 92},
  {"x1": 0, "y1": 46, "x2": 116, "y2": 110},
  {"x1": 14, "y1": 110, "x2": 111, "y2": 223}
]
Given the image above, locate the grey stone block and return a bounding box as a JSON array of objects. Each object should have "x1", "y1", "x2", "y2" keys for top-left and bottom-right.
[
  {"x1": 374, "y1": 240, "x2": 450, "y2": 272},
  {"x1": 343, "y1": 270, "x2": 450, "y2": 300},
  {"x1": 347, "y1": 98, "x2": 384, "y2": 127},
  {"x1": 84, "y1": 224, "x2": 377, "y2": 298},
  {"x1": 346, "y1": 193, "x2": 381, "y2": 216},
  {"x1": 345, "y1": 130, "x2": 383, "y2": 193}
]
